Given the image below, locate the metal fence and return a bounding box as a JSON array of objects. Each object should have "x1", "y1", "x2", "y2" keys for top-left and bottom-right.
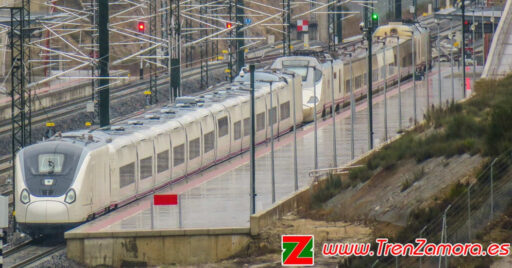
[{"x1": 371, "y1": 149, "x2": 512, "y2": 267}]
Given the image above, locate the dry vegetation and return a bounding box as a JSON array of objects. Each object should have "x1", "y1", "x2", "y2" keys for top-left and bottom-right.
[{"x1": 219, "y1": 75, "x2": 512, "y2": 266}]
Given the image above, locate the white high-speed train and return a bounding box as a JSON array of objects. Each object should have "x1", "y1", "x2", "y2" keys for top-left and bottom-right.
[
  {"x1": 271, "y1": 22, "x2": 430, "y2": 122},
  {"x1": 14, "y1": 71, "x2": 302, "y2": 236},
  {"x1": 15, "y1": 22, "x2": 429, "y2": 236}
]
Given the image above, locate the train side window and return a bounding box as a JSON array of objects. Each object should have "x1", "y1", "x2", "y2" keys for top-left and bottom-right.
[
  {"x1": 314, "y1": 68, "x2": 323, "y2": 83},
  {"x1": 256, "y1": 112, "x2": 265, "y2": 131},
  {"x1": 339, "y1": 72, "x2": 342, "y2": 93},
  {"x1": 372, "y1": 69, "x2": 378, "y2": 82},
  {"x1": 173, "y1": 144, "x2": 185, "y2": 167},
  {"x1": 364, "y1": 73, "x2": 368, "y2": 86},
  {"x1": 119, "y1": 162, "x2": 135, "y2": 188},
  {"x1": 234, "y1": 121, "x2": 241, "y2": 140},
  {"x1": 140, "y1": 156, "x2": 152, "y2": 180},
  {"x1": 345, "y1": 80, "x2": 351, "y2": 92},
  {"x1": 243, "y1": 117, "x2": 250, "y2": 136},
  {"x1": 218, "y1": 116, "x2": 228, "y2": 137},
  {"x1": 204, "y1": 131, "x2": 214, "y2": 153},
  {"x1": 280, "y1": 101, "x2": 290, "y2": 120},
  {"x1": 355, "y1": 75, "x2": 362, "y2": 89},
  {"x1": 268, "y1": 107, "x2": 277, "y2": 125},
  {"x1": 189, "y1": 138, "x2": 200, "y2": 160},
  {"x1": 157, "y1": 150, "x2": 169, "y2": 173},
  {"x1": 381, "y1": 66, "x2": 386, "y2": 79}
]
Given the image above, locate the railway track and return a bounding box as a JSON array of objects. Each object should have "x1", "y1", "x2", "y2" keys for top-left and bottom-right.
[{"x1": 3, "y1": 239, "x2": 66, "y2": 268}]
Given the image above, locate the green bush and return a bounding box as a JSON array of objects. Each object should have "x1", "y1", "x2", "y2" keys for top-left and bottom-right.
[
  {"x1": 486, "y1": 101, "x2": 512, "y2": 155},
  {"x1": 445, "y1": 114, "x2": 483, "y2": 140},
  {"x1": 312, "y1": 173, "x2": 343, "y2": 206},
  {"x1": 367, "y1": 134, "x2": 414, "y2": 170},
  {"x1": 447, "y1": 181, "x2": 466, "y2": 202},
  {"x1": 348, "y1": 166, "x2": 372, "y2": 183}
]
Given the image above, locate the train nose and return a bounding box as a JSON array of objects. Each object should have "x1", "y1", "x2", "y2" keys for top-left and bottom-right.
[
  {"x1": 25, "y1": 201, "x2": 69, "y2": 223},
  {"x1": 303, "y1": 105, "x2": 314, "y2": 122}
]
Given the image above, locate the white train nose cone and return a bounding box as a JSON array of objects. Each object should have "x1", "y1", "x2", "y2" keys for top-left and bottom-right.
[{"x1": 25, "y1": 201, "x2": 69, "y2": 223}]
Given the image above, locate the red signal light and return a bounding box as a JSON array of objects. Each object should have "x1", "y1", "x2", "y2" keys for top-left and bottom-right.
[
  {"x1": 138, "y1": 22, "x2": 145, "y2": 33},
  {"x1": 226, "y1": 22, "x2": 233, "y2": 29},
  {"x1": 464, "y1": 20, "x2": 469, "y2": 25}
]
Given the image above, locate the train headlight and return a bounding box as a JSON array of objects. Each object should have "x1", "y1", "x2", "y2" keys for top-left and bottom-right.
[
  {"x1": 64, "y1": 189, "x2": 76, "y2": 204},
  {"x1": 20, "y1": 189, "x2": 30, "y2": 204}
]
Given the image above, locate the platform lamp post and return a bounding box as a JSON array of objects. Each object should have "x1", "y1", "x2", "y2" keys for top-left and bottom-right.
[
  {"x1": 425, "y1": 28, "x2": 430, "y2": 112},
  {"x1": 472, "y1": 10, "x2": 476, "y2": 87},
  {"x1": 312, "y1": 65, "x2": 319, "y2": 172},
  {"x1": 376, "y1": 38, "x2": 388, "y2": 141},
  {"x1": 328, "y1": 56, "x2": 337, "y2": 167},
  {"x1": 437, "y1": 20, "x2": 441, "y2": 107},
  {"x1": 249, "y1": 65, "x2": 256, "y2": 214},
  {"x1": 348, "y1": 53, "x2": 355, "y2": 159},
  {"x1": 450, "y1": 20, "x2": 455, "y2": 103},
  {"x1": 342, "y1": 50, "x2": 355, "y2": 159},
  {"x1": 383, "y1": 40, "x2": 388, "y2": 141},
  {"x1": 390, "y1": 34, "x2": 402, "y2": 130},
  {"x1": 462, "y1": 0, "x2": 467, "y2": 98},
  {"x1": 412, "y1": 30, "x2": 417, "y2": 124},
  {"x1": 365, "y1": 11, "x2": 379, "y2": 150},
  {"x1": 481, "y1": 7, "x2": 484, "y2": 66},
  {"x1": 259, "y1": 78, "x2": 276, "y2": 204},
  {"x1": 290, "y1": 73, "x2": 298, "y2": 191},
  {"x1": 269, "y1": 80, "x2": 275, "y2": 203}
]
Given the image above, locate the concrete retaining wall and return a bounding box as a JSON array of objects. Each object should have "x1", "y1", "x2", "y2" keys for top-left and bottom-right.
[{"x1": 65, "y1": 228, "x2": 251, "y2": 267}]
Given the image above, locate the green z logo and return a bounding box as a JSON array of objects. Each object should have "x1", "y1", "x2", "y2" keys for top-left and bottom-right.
[{"x1": 281, "y1": 235, "x2": 314, "y2": 266}]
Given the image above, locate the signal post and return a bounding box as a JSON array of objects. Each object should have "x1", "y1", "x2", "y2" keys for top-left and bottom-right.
[{"x1": 364, "y1": 12, "x2": 379, "y2": 150}]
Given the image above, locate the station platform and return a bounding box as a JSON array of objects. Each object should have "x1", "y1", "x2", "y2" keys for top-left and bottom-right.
[{"x1": 65, "y1": 63, "x2": 470, "y2": 266}]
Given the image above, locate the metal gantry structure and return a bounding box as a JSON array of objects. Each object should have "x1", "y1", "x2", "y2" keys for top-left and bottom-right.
[
  {"x1": 235, "y1": 0, "x2": 245, "y2": 73},
  {"x1": 149, "y1": 0, "x2": 158, "y2": 104},
  {"x1": 0, "y1": 0, "x2": 306, "y2": 111},
  {"x1": 23, "y1": 0, "x2": 32, "y2": 145},
  {"x1": 2, "y1": 0, "x2": 417, "y2": 155},
  {"x1": 199, "y1": 0, "x2": 209, "y2": 89},
  {"x1": 97, "y1": 0, "x2": 110, "y2": 127},
  {"x1": 169, "y1": 0, "x2": 181, "y2": 100},
  {"x1": 9, "y1": 4, "x2": 30, "y2": 154},
  {"x1": 7, "y1": 4, "x2": 28, "y2": 230}
]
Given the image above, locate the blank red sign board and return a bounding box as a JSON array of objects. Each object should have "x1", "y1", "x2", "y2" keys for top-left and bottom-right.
[{"x1": 153, "y1": 194, "x2": 178, "y2": 205}]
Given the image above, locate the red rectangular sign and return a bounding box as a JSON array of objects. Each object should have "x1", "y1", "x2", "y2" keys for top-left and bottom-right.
[{"x1": 153, "y1": 194, "x2": 178, "y2": 206}]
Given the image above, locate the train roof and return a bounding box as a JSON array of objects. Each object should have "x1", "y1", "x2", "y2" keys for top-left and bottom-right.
[
  {"x1": 337, "y1": 22, "x2": 427, "y2": 63},
  {"x1": 271, "y1": 56, "x2": 322, "y2": 69},
  {"x1": 374, "y1": 22, "x2": 428, "y2": 38},
  {"x1": 34, "y1": 70, "x2": 291, "y2": 152}
]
